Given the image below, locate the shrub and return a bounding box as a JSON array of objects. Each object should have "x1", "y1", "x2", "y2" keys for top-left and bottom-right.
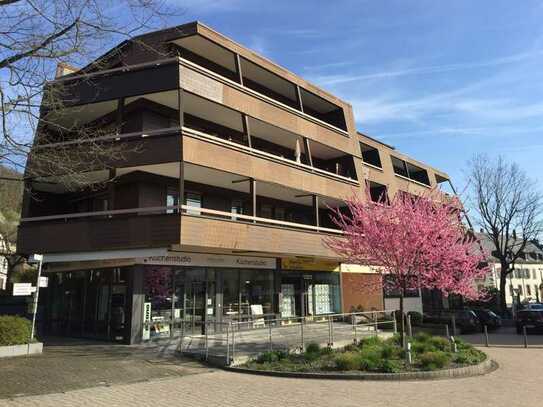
[
  {"x1": 305, "y1": 342, "x2": 320, "y2": 355},
  {"x1": 379, "y1": 359, "x2": 403, "y2": 373},
  {"x1": 414, "y1": 331, "x2": 431, "y2": 343},
  {"x1": 334, "y1": 352, "x2": 361, "y2": 371},
  {"x1": 358, "y1": 352, "x2": 381, "y2": 371},
  {"x1": 418, "y1": 351, "x2": 451, "y2": 371},
  {"x1": 256, "y1": 350, "x2": 288, "y2": 364},
  {"x1": 428, "y1": 336, "x2": 451, "y2": 352},
  {"x1": 454, "y1": 348, "x2": 486, "y2": 365},
  {"x1": 0, "y1": 315, "x2": 32, "y2": 346},
  {"x1": 359, "y1": 335, "x2": 383, "y2": 348},
  {"x1": 408, "y1": 312, "x2": 423, "y2": 326}
]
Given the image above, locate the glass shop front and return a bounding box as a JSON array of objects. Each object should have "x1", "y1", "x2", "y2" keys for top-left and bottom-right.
[
  {"x1": 141, "y1": 253, "x2": 276, "y2": 340},
  {"x1": 279, "y1": 258, "x2": 341, "y2": 319}
]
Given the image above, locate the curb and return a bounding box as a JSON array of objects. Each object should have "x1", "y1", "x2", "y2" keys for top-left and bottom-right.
[{"x1": 222, "y1": 358, "x2": 498, "y2": 381}]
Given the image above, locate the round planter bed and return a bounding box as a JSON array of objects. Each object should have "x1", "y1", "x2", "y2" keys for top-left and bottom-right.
[{"x1": 224, "y1": 357, "x2": 497, "y2": 381}]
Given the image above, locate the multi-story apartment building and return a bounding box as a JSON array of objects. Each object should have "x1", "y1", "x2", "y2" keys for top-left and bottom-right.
[
  {"x1": 17, "y1": 22, "x2": 452, "y2": 343},
  {"x1": 476, "y1": 234, "x2": 543, "y2": 307}
]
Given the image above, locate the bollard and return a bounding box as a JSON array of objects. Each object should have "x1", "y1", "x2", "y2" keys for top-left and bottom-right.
[
  {"x1": 232, "y1": 324, "x2": 236, "y2": 363},
  {"x1": 226, "y1": 324, "x2": 230, "y2": 365},
  {"x1": 352, "y1": 313, "x2": 357, "y2": 343},
  {"x1": 484, "y1": 325, "x2": 489, "y2": 347},
  {"x1": 406, "y1": 342, "x2": 412, "y2": 365},
  {"x1": 269, "y1": 322, "x2": 273, "y2": 352},
  {"x1": 407, "y1": 314, "x2": 412, "y2": 338},
  {"x1": 450, "y1": 336, "x2": 458, "y2": 353},
  {"x1": 328, "y1": 316, "x2": 332, "y2": 347},
  {"x1": 205, "y1": 325, "x2": 209, "y2": 361},
  {"x1": 523, "y1": 326, "x2": 528, "y2": 348},
  {"x1": 300, "y1": 318, "x2": 305, "y2": 352}
]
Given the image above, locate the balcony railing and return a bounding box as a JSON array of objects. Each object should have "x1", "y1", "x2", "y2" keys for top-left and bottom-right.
[
  {"x1": 21, "y1": 205, "x2": 343, "y2": 235},
  {"x1": 183, "y1": 126, "x2": 358, "y2": 185}
]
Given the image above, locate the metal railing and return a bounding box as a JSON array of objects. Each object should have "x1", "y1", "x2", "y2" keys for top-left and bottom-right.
[{"x1": 176, "y1": 310, "x2": 396, "y2": 366}]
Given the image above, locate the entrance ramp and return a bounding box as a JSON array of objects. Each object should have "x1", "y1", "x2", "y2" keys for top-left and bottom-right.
[{"x1": 177, "y1": 311, "x2": 396, "y2": 366}]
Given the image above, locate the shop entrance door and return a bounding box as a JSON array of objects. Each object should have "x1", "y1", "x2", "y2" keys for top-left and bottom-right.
[{"x1": 183, "y1": 269, "x2": 216, "y2": 335}]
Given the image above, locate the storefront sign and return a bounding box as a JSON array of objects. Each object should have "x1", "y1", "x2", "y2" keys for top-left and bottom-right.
[
  {"x1": 281, "y1": 257, "x2": 340, "y2": 272},
  {"x1": 39, "y1": 276, "x2": 49, "y2": 287},
  {"x1": 142, "y1": 302, "x2": 151, "y2": 341},
  {"x1": 12, "y1": 283, "x2": 33, "y2": 296},
  {"x1": 139, "y1": 252, "x2": 276, "y2": 269}
]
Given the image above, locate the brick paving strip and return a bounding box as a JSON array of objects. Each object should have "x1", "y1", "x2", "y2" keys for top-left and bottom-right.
[{"x1": 1, "y1": 347, "x2": 542, "y2": 407}]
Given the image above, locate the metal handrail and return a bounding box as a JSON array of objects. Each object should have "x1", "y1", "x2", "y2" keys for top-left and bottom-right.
[{"x1": 21, "y1": 204, "x2": 343, "y2": 235}]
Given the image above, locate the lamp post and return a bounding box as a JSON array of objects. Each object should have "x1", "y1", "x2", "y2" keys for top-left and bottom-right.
[{"x1": 27, "y1": 254, "x2": 43, "y2": 345}]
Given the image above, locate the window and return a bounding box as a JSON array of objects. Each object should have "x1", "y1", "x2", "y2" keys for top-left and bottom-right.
[
  {"x1": 533, "y1": 270, "x2": 537, "y2": 279},
  {"x1": 184, "y1": 192, "x2": 202, "y2": 216},
  {"x1": 518, "y1": 285, "x2": 523, "y2": 295},
  {"x1": 359, "y1": 142, "x2": 382, "y2": 168},
  {"x1": 514, "y1": 269, "x2": 521, "y2": 279},
  {"x1": 367, "y1": 181, "x2": 388, "y2": 203},
  {"x1": 391, "y1": 156, "x2": 409, "y2": 178},
  {"x1": 391, "y1": 156, "x2": 431, "y2": 186},
  {"x1": 166, "y1": 186, "x2": 179, "y2": 214},
  {"x1": 231, "y1": 199, "x2": 243, "y2": 221},
  {"x1": 510, "y1": 285, "x2": 514, "y2": 296},
  {"x1": 527, "y1": 285, "x2": 532, "y2": 296}
]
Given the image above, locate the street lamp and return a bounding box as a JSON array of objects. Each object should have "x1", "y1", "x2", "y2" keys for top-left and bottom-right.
[{"x1": 27, "y1": 253, "x2": 43, "y2": 344}]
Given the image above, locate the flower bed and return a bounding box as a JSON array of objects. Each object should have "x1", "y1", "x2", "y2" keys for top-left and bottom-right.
[{"x1": 244, "y1": 333, "x2": 486, "y2": 374}]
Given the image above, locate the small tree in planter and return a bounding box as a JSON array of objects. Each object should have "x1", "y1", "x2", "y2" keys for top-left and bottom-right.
[{"x1": 325, "y1": 190, "x2": 489, "y2": 345}]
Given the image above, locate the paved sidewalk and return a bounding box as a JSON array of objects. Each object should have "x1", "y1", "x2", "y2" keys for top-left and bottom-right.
[
  {"x1": 0, "y1": 338, "x2": 214, "y2": 400},
  {"x1": 1, "y1": 346, "x2": 541, "y2": 407}
]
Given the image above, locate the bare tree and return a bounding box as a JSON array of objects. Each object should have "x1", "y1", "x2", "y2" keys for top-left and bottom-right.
[
  {"x1": 0, "y1": 0, "x2": 180, "y2": 188},
  {"x1": 467, "y1": 154, "x2": 543, "y2": 314}
]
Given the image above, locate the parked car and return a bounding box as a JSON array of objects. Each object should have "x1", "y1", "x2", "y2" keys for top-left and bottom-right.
[
  {"x1": 470, "y1": 308, "x2": 502, "y2": 331},
  {"x1": 515, "y1": 309, "x2": 543, "y2": 334},
  {"x1": 423, "y1": 309, "x2": 481, "y2": 334},
  {"x1": 520, "y1": 303, "x2": 543, "y2": 311}
]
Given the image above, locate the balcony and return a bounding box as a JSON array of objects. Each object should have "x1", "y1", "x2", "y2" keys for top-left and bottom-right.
[
  {"x1": 172, "y1": 33, "x2": 349, "y2": 133},
  {"x1": 18, "y1": 161, "x2": 345, "y2": 255}
]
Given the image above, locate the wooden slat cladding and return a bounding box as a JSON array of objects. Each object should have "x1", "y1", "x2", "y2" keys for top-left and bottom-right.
[
  {"x1": 17, "y1": 214, "x2": 180, "y2": 254},
  {"x1": 180, "y1": 215, "x2": 337, "y2": 258},
  {"x1": 180, "y1": 65, "x2": 358, "y2": 156},
  {"x1": 183, "y1": 136, "x2": 359, "y2": 200}
]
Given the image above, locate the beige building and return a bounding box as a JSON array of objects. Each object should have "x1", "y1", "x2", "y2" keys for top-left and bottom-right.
[{"x1": 17, "y1": 22, "x2": 452, "y2": 343}]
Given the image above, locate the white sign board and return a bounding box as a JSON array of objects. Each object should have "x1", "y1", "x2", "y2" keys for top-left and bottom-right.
[
  {"x1": 13, "y1": 283, "x2": 33, "y2": 296},
  {"x1": 142, "y1": 302, "x2": 152, "y2": 341},
  {"x1": 39, "y1": 276, "x2": 48, "y2": 288},
  {"x1": 139, "y1": 252, "x2": 276, "y2": 269}
]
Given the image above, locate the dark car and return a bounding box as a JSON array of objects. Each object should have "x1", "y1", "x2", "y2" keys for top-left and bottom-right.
[
  {"x1": 470, "y1": 308, "x2": 502, "y2": 331},
  {"x1": 515, "y1": 309, "x2": 543, "y2": 334},
  {"x1": 424, "y1": 310, "x2": 481, "y2": 334}
]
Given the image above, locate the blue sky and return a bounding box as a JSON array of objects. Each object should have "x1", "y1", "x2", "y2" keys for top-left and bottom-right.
[{"x1": 171, "y1": 0, "x2": 543, "y2": 190}]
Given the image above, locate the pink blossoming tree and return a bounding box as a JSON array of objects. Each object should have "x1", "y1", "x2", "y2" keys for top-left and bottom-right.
[{"x1": 325, "y1": 190, "x2": 489, "y2": 342}]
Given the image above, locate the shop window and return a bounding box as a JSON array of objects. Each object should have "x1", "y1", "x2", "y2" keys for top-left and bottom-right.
[
  {"x1": 240, "y1": 269, "x2": 274, "y2": 317},
  {"x1": 359, "y1": 142, "x2": 382, "y2": 168},
  {"x1": 144, "y1": 267, "x2": 173, "y2": 339}
]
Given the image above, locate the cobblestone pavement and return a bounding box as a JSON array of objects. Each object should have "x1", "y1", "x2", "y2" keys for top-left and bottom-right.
[
  {"x1": 1, "y1": 345, "x2": 542, "y2": 407},
  {"x1": 0, "y1": 337, "x2": 214, "y2": 400}
]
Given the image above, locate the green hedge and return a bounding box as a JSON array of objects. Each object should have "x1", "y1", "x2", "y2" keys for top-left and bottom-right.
[{"x1": 0, "y1": 315, "x2": 32, "y2": 346}]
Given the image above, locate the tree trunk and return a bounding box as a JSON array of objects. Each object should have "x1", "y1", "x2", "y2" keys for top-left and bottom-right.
[
  {"x1": 499, "y1": 264, "x2": 508, "y2": 316},
  {"x1": 399, "y1": 292, "x2": 405, "y2": 348}
]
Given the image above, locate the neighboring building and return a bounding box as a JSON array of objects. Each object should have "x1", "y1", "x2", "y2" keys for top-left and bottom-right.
[
  {"x1": 476, "y1": 233, "x2": 543, "y2": 306},
  {"x1": 17, "y1": 22, "x2": 452, "y2": 343}
]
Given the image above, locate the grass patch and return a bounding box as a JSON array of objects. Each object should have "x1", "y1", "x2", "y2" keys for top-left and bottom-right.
[{"x1": 245, "y1": 334, "x2": 487, "y2": 374}]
